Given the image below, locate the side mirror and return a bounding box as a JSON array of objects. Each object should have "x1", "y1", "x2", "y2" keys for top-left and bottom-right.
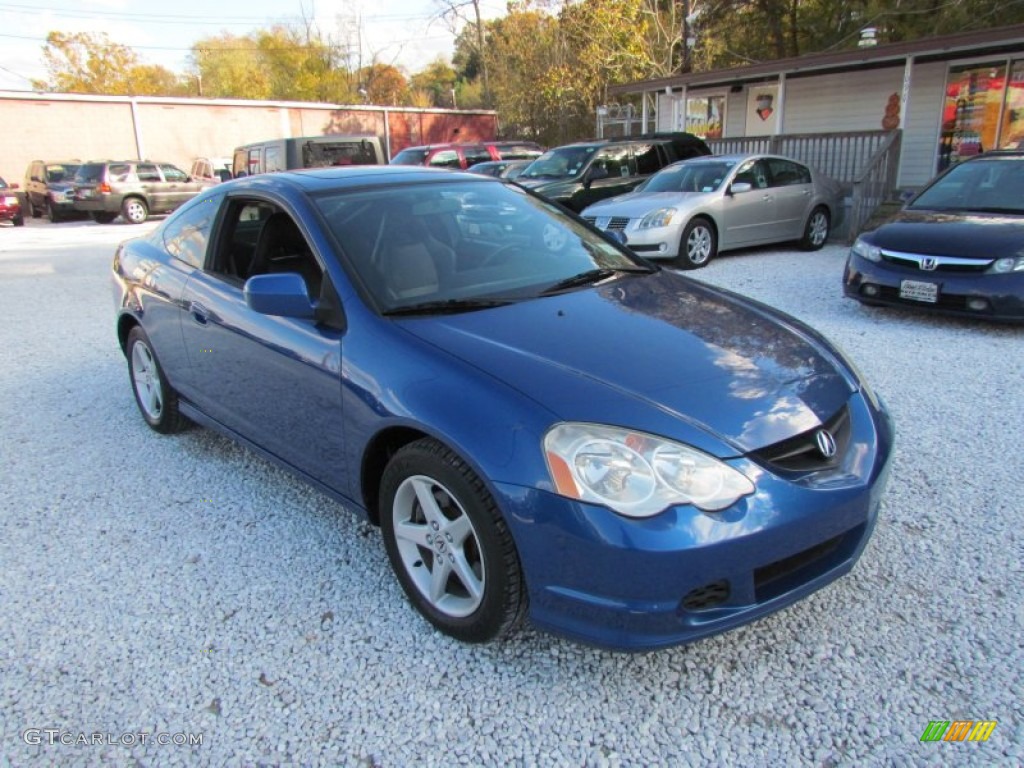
[
  {"x1": 244, "y1": 273, "x2": 315, "y2": 319},
  {"x1": 728, "y1": 182, "x2": 752, "y2": 195},
  {"x1": 583, "y1": 165, "x2": 609, "y2": 189},
  {"x1": 9, "y1": 183, "x2": 19, "y2": 190}
]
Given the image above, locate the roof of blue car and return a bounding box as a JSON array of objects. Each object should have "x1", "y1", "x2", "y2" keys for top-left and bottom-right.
[{"x1": 235, "y1": 165, "x2": 494, "y2": 192}]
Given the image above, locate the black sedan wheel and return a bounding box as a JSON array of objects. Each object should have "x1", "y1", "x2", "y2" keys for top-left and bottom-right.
[
  {"x1": 126, "y1": 327, "x2": 186, "y2": 434},
  {"x1": 678, "y1": 218, "x2": 716, "y2": 269},
  {"x1": 121, "y1": 197, "x2": 149, "y2": 224},
  {"x1": 380, "y1": 438, "x2": 526, "y2": 643},
  {"x1": 800, "y1": 207, "x2": 830, "y2": 250}
]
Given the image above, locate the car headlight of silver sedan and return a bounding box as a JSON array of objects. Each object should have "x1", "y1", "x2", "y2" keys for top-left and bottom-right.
[
  {"x1": 851, "y1": 236, "x2": 881, "y2": 262},
  {"x1": 637, "y1": 208, "x2": 677, "y2": 230},
  {"x1": 543, "y1": 423, "x2": 755, "y2": 517}
]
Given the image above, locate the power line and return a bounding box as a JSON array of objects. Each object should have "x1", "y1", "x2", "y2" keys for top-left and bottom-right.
[{"x1": 0, "y1": 2, "x2": 435, "y2": 24}]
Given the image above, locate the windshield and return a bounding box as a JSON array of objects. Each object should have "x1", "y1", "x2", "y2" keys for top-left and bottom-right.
[
  {"x1": 644, "y1": 160, "x2": 735, "y2": 193},
  {"x1": 46, "y1": 164, "x2": 80, "y2": 183},
  {"x1": 519, "y1": 146, "x2": 598, "y2": 180},
  {"x1": 314, "y1": 179, "x2": 649, "y2": 314},
  {"x1": 390, "y1": 148, "x2": 430, "y2": 165},
  {"x1": 911, "y1": 157, "x2": 1024, "y2": 214}
]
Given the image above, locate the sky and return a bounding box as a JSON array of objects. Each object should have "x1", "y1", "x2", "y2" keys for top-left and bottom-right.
[{"x1": 0, "y1": 0, "x2": 509, "y2": 92}]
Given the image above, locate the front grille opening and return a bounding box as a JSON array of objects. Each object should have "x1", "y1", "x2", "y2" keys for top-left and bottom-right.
[
  {"x1": 681, "y1": 579, "x2": 731, "y2": 611},
  {"x1": 754, "y1": 535, "x2": 842, "y2": 602},
  {"x1": 752, "y1": 405, "x2": 851, "y2": 473}
]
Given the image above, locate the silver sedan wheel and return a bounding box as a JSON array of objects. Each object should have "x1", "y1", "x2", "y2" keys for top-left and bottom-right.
[
  {"x1": 686, "y1": 224, "x2": 714, "y2": 265},
  {"x1": 131, "y1": 341, "x2": 163, "y2": 420},
  {"x1": 809, "y1": 210, "x2": 829, "y2": 246},
  {"x1": 391, "y1": 475, "x2": 485, "y2": 618}
]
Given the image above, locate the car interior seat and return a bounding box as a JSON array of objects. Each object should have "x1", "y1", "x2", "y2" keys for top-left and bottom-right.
[
  {"x1": 249, "y1": 211, "x2": 322, "y2": 297},
  {"x1": 376, "y1": 204, "x2": 456, "y2": 301}
]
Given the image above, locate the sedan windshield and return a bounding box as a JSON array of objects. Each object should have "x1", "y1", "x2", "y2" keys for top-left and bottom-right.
[
  {"x1": 519, "y1": 146, "x2": 597, "y2": 180},
  {"x1": 314, "y1": 180, "x2": 651, "y2": 313},
  {"x1": 644, "y1": 160, "x2": 736, "y2": 193},
  {"x1": 911, "y1": 157, "x2": 1024, "y2": 214}
]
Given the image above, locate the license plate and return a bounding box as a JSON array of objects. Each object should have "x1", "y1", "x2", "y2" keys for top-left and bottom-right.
[{"x1": 899, "y1": 279, "x2": 939, "y2": 303}]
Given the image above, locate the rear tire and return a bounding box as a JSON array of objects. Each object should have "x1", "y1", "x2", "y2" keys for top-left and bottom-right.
[
  {"x1": 31, "y1": 198, "x2": 42, "y2": 218},
  {"x1": 800, "y1": 206, "x2": 830, "y2": 250},
  {"x1": 126, "y1": 326, "x2": 186, "y2": 434},
  {"x1": 13, "y1": 214, "x2": 24, "y2": 227},
  {"x1": 677, "y1": 218, "x2": 716, "y2": 269},
  {"x1": 47, "y1": 199, "x2": 62, "y2": 223},
  {"x1": 122, "y1": 197, "x2": 149, "y2": 224}
]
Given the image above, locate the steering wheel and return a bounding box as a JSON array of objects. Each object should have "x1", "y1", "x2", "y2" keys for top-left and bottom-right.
[{"x1": 483, "y1": 242, "x2": 525, "y2": 266}]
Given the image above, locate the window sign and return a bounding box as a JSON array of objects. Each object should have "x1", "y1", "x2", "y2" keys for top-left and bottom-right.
[
  {"x1": 937, "y1": 62, "x2": 1007, "y2": 172},
  {"x1": 678, "y1": 95, "x2": 724, "y2": 138},
  {"x1": 999, "y1": 59, "x2": 1024, "y2": 149}
]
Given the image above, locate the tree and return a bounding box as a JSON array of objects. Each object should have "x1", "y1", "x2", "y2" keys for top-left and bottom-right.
[
  {"x1": 410, "y1": 57, "x2": 459, "y2": 108},
  {"x1": 33, "y1": 31, "x2": 184, "y2": 95},
  {"x1": 436, "y1": 0, "x2": 491, "y2": 105},
  {"x1": 358, "y1": 63, "x2": 409, "y2": 105}
]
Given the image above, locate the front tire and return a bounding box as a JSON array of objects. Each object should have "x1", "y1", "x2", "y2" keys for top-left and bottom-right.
[
  {"x1": 678, "y1": 217, "x2": 716, "y2": 269},
  {"x1": 800, "y1": 206, "x2": 830, "y2": 250},
  {"x1": 121, "y1": 197, "x2": 149, "y2": 224},
  {"x1": 126, "y1": 326, "x2": 186, "y2": 434},
  {"x1": 379, "y1": 438, "x2": 526, "y2": 643}
]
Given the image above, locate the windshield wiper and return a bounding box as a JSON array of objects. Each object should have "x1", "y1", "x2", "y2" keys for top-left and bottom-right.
[
  {"x1": 383, "y1": 297, "x2": 515, "y2": 316},
  {"x1": 540, "y1": 267, "x2": 651, "y2": 295}
]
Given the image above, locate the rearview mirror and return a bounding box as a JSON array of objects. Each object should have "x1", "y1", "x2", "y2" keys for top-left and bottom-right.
[{"x1": 244, "y1": 273, "x2": 315, "y2": 319}]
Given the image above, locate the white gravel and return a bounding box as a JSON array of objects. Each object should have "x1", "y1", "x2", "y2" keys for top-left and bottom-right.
[{"x1": 1, "y1": 218, "x2": 1021, "y2": 766}]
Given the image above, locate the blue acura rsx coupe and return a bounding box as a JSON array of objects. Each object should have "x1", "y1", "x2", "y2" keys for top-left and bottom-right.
[{"x1": 113, "y1": 166, "x2": 893, "y2": 651}]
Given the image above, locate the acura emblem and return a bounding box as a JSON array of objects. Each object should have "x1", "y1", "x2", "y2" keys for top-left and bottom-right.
[
  {"x1": 920, "y1": 257, "x2": 938, "y2": 271},
  {"x1": 815, "y1": 429, "x2": 837, "y2": 459}
]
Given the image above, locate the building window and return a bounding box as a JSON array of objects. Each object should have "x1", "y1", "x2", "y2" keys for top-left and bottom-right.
[
  {"x1": 937, "y1": 62, "x2": 1008, "y2": 172},
  {"x1": 678, "y1": 95, "x2": 725, "y2": 139}
]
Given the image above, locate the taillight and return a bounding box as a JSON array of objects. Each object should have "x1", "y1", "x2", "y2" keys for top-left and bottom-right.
[{"x1": 99, "y1": 182, "x2": 111, "y2": 194}]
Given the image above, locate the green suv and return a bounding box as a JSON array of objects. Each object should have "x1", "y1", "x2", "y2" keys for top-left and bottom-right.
[{"x1": 71, "y1": 161, "x2": 208, "y2": 224}]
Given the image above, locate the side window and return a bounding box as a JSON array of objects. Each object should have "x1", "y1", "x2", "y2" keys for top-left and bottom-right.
[
  {"x1": 136, "y1": 164, "x2": 160, "y2": 182},
  {"x1": 213, "y1": 201, "x2": 324, "y2": 301},
  {"x1": 163, "y1": 192, "x2": 222, "y2": 268},
  {"x1": 264, "y1": 146, "x2": 284, "y2": 172},
  {"x1": 632, "y1": 143, "x2": 663, "y2": 175},
  {"x1": 160, "y1": 164, "x2": 188, "y2": 183},
  {"x1": 733, "y1": 159, "x2": 769, "y2": 189},
  {"x1": 463, "y1": 147, "x2": 493, "y2": 167},
  {"x1": 592, "y1": 146, "x2": 635, "y2": 178},
  {"x1": 766, "y1": 158, "x2": 809, "y2": 186},
  {"x1": 247, "y1": 149, "x2": 261, "y2": 175},
  {"x1": 109, "y1": 163, "x2": 133, "y2": 182},
  {"x1": 429, "y1": 150, "x2": 461, "y2": 169}
]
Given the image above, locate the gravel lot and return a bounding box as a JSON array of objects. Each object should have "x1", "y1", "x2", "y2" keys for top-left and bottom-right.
[{"x1": 1, "y1": 217, "x2": 1021, "y2": 767}]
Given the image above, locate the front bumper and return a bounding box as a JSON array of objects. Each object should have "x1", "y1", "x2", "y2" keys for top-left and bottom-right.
[
  {"x1": 844, "y1": 252, "x2": 1024, "y2": 322},
  {"x1": 496, "y1": 393, "x2": 895, "y2": 651}
]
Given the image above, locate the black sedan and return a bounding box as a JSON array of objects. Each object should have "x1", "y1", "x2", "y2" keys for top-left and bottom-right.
[{"x1": 844, "y1": 151, "x2": 1024, "y2": 322}]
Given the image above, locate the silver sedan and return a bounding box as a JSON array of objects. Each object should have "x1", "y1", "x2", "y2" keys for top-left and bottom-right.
[{"x1": 581, "y1": 153, "x2": 840, "y2": 269}]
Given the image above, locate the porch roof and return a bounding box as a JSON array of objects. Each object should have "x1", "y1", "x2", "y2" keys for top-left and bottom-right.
[{"x1": 609, "y1": 23, "x2": 1024, "y2": 96}]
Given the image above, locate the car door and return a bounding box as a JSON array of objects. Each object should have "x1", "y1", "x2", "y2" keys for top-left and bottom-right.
[
  {"x1": 135, "y1": 163, "x2": 163, "y2": 210},
  {"x1": 179, "y1": 196, "x2": 347, "y2": 488},
  {"x1": 159, "y1": 164, "x2": 197, "y2": 210},
  {"x1": 718, "y1": 158, "x2": 777, "y2": 248},
  {"x1": 764, "y1": 158, "x2": 814, "y2": 240}
]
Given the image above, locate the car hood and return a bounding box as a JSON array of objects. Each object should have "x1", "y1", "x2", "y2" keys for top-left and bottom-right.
[
  {"x1": 399, "y1": 270, "x2": 852, "y2": 455},
  {"x1": 866, "y1": 209, "x2": 1024, "y2": 258},
  {"x1": 583, "y1": 191, "x2": 710, "y2": 218}
]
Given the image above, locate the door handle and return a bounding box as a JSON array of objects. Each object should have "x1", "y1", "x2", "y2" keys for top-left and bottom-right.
[{"x1": 190, "y1": 301, "x2": 209, "y2": 324}]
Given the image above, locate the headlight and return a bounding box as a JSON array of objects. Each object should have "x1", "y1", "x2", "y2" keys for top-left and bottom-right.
[
  {"x1": 989, "y1": 257, "x2": 1024, "y2": 273},
  {"x1": 851, "y1": 237, "x2": 881, "y2": 262},
  {"x1": 638, "y1": 208, "x2": 676, "y2": 229},
  {"x1": 543, "y1": 423, "x2": 754, "y2": 517}
]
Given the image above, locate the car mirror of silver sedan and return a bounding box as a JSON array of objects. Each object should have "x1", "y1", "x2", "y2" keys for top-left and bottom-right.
[
  {"x1": 244, "y1": 273, "x2": 316, "y2": 319},
  {"x1": 728, "y1": 182, "x2": 752, "y2": 195}
]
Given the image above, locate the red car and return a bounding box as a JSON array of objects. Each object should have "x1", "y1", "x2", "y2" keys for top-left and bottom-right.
[
  {"x1": 0, "y1": 176, "x2": 24, "y2": 226},
  {"x1": 390, "y1": 140, "x2": 543, "y2": 170}
]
